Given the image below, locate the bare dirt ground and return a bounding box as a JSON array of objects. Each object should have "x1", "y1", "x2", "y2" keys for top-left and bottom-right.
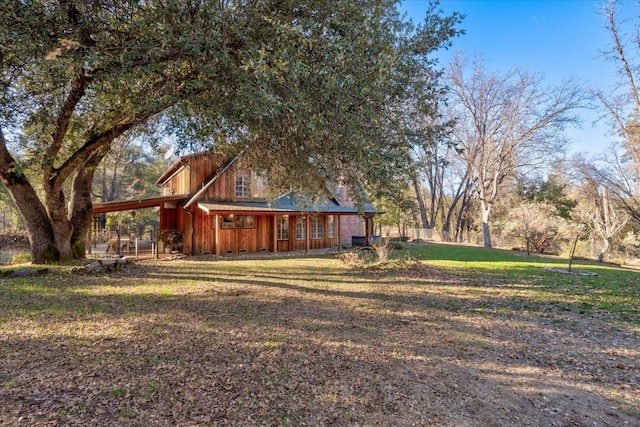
[{"x1": 0, "y1": 258, "x2": 638, "y2": 426}]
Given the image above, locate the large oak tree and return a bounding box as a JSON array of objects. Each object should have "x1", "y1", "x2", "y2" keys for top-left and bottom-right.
[{"x1": 1, "y1": 0, "x2": 461, "y2": 263}]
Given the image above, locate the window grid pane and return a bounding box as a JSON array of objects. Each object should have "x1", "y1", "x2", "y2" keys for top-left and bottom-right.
[
  {"x1": 235, "y1": 173, "x2": 250, "y2": 198},
  {"x1": 277, "y1": 216, "x2": 289, "y2": 240},
  {"x1": 220, "y1": 215, "x2": 255, "y2": 229},
  {"x1": 221, "y1": 215, "x2": 234, "y2": 229},
  {"x1": 311, "y1": 216, "x2": 323, "y2": 239},
  {"x1": 327, "y1": 215, "x2": 335, "y2": 238},
  {"x1": 295, "y1": 216, "x2": 306, "y2": 240},
  {"x1": 243, "y1": 215, "x2": 255, "y2": 228}
]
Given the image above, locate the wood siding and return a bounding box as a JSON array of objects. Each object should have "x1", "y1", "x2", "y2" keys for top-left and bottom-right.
[
  {"x1": 189, "y1": 212, "x2": 273, "y2": 255},
  {"x1": 159, "y1": 153, "x2": 346, "y2": 255},
  {"x1": 162, "y1": 154, "x2": 266, "y2": 203},
  {"x1": 183, "y1": 211, "x2": 338, "y2": 256}
]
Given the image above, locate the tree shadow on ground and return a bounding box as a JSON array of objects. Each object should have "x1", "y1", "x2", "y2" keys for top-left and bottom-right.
[{"x1": 1, "y1": 258, "x2": 638, "y2": 426}]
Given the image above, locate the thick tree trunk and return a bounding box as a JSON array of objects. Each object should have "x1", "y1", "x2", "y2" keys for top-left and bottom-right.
[
  {"x1": 441, "y1": 223, "x2": 451, "y2": 242},
  {"x1": 482, "y1": 221, "x2": 492, "y2": 248},
  {"x1": 597, "y1": 238, "x2": 612, "y2": 263},
  {"x1": 69, "y1": 152, "x2": 104, "y2": 258},
  {"x1": 69, "y1": 180, "x2": 93, "y2": 259},
  {"x1": 44, "y1": 185, "x2": 73, "y2": 260},
  {"x1": 69, "y1": 197, "x2": 93, "y2": 259},
  {"x1": 0, "y1": 133, "x2": 60, "y2": 263},
  {"x1": 412, "y1": 176, "x2": 430, "y2": 230},
  {"x1": 3, "y1": 179, "x2": 60, "y2": 263}
]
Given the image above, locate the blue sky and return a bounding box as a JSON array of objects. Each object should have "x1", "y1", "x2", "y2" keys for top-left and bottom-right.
[{"x1": 398, "y1": 0, "x2": 638, "y2": 155}]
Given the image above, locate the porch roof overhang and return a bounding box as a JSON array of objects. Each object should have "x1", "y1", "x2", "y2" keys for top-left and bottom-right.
[
  {"x1": 196, "y1": 201, "x2": 371, "y2": 216},
  {"x1": 92, "y1": 194, "x2": 188, "y2": 214}
]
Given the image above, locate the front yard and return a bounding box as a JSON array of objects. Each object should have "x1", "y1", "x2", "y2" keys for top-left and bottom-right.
[{"x1": 1, "y1": 244, "x2": 638, "y2": 426}]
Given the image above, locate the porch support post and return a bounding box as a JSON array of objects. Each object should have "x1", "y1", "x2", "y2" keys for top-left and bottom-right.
[
  {"x1": 214, "y1": 214, "x2": 220, "y2": 258},
  {"x1": 337, "y1": 215, "x2": 341, "y2": 254},
  {"x1": 88, "y1": 216, "x2": 95, "y2": 255},
  {"x1": 273, "y1": 215, "x2": 278, "y2": 253},
  {"x1": 306, "y1": 214, "x2": 310, "y2": 253},
  {"x1": 364, "y1": 215, "x2": 371, "y2": 246}
]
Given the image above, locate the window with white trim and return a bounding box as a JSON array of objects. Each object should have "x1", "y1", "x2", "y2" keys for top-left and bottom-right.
[
  {"x1": 295, "y1": 216, "x2": 306, "y2": 240},
  {"x1": 311, "y1": 215, "x2": 323, "y2": 239},
  {"x1": 277, "y1": 215, "x2": 289, "y2": 240},
  {"x1": 327, "y1": 215, "x2": 335, "y2": 238},
  {"x1": 235, "y1": 172, "x2": 250, "y2": 198}
]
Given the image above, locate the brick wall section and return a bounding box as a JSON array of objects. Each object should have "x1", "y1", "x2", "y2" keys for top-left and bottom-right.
[
  {"x1": 340, "y1": 216, "x2": 364, "y2": 246},
  {"x1": 336, "y1": 185, "x2": 365, "y2": 246}
]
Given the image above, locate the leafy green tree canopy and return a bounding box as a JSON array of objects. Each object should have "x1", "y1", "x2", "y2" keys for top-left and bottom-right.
[
  {"x1": 0, "y1": 0, "x2": 462, "y2": 263},
  {"x1": 515, "y1": 175, "x2": 577, "y2": 219}
]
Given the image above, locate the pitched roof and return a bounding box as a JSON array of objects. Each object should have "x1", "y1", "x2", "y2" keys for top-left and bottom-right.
[
  {"x1": 196, "y1": 192, "x2": 377, "y2": 215},
  {"x1": 157, "y1": 151, "x2": 378, "y2": 215},
  {"x1": 155, "y1": 155, "x2": 191, "y2": 186}
]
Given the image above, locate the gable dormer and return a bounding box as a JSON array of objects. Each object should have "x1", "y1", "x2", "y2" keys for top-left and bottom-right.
[{"x1": 158, "y1": 164, "x2": 190, "y2": 196}]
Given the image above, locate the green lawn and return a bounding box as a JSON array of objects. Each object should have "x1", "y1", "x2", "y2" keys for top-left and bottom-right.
[
  {"x1": 402, "y1": 243, "x2": 640, "y2": 319},
  {"x1": 0, "y1": 243, "x2": 638, "y2": 426}
]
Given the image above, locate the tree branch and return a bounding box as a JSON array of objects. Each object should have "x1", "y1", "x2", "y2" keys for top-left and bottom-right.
[
  {"x1": 54, "y1": 109, "x2": 158, "y2": 185},
  {"x1": 44, "y1": 69, "x2": 88, "y2": 178}
]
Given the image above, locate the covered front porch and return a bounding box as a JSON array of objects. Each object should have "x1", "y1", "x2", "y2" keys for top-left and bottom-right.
[{"x1": 188, "y1": 208, "x2": 346, "y2": 257}]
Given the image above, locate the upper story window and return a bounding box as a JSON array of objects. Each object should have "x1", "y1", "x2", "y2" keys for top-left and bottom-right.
[
  {"x1": 252, "y1": 172, "x2": 267, "y2": 198},
  {"x1": 235, "y1": 172, "x2": 250, "y2": 198}
]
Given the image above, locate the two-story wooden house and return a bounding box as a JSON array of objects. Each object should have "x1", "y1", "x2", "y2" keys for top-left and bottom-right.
[{"x1": 95, "y1": 152, "x2": 376, "y2": 256}]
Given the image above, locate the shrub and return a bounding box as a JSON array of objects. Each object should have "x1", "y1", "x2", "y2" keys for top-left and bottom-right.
[
  {"x1": 0, "y1": 231, "x2": 29, "y2": 251},
  {"x1": 389, "y1": 242, "x2": 405, "y2": 251},
  {"x1": 339, "y1": 249, "x2": 374, "y2": 267},
  {"x1": 10, "y1": 253, "x2": 31, "y2": 264},
  {"x1": 339, "y1": 251, "x2": 361, "y2": 267}
]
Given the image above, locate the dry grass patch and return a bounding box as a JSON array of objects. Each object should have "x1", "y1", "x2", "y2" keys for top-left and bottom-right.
[{"x1": 0, "y1": 256, "x2": 638, "y2": 426}]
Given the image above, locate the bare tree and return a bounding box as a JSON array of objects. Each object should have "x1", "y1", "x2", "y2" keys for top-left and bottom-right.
[
  {"x1": 409, "y1": 118, "x2": 453, "y2": 236},
  {"x1": 582, "y1": 150, "x2": 640, "y2": 224},
  {"x1": 598, "y1": 0, "x2": 640, "y2": 173},
  {"x1": 502, "y1": 201, "x2": 570, "y2": 255},
  {"x1": 570, "y1": 155, "x2": 631, "y2": 261},
  {"x1": 447, "y1": 54, "x2": 586, "y2": 247},
  {"x1": 574, "y1": 186, "x2": 629, "y2": 262},
  {"x1": 593, "y1": 0, "x2": 640, "y2": 222},
  {"x1": 438, "y1": 149, "x2": 477, "y2": 242}
]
